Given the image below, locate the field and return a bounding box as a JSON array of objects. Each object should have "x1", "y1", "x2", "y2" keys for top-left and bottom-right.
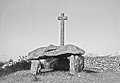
[{"x1": 0, "y1": 55, "x2": 120, "y2": 83}]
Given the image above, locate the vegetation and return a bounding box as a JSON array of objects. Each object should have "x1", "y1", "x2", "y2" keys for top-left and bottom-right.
[
  {"x1": 0, "y1": 54, "x2": 120, "y2": 83},
  {"x1": 0, "y1": 62, "x2": 4, "y2": 68},
  {"x1": 0, "y1": 55, "x2": 31, "y2": 77}
]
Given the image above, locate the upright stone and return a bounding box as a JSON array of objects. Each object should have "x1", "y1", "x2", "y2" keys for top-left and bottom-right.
[
  {"x1": 58, "y1": 13, "x2": 68, "y2": 46},
  {"x1": 69, "y1": 55, "x2": 84, "y2": 74},
  {"x1": 69, "y1": 55, "x2": 75, "y2": 74},
  {"x1": 31, "y1": 60, "x2": 41, "y2": 75},
  {"x1": 74, "y1": 55, "x2": 84, "y2": 72}
]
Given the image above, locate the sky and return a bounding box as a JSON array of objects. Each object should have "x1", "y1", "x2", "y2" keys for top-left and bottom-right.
[{"x1": 0, "y1": 0, "x2": 120, "y2": 61}]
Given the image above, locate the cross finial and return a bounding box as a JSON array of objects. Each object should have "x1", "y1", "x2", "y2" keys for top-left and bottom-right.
[
  {"x1": 58, "y1": 13, "x2": 68, "y2": 21},
  {"x1": 58, "y1": 13, "x2": 68, "y2": 46}
]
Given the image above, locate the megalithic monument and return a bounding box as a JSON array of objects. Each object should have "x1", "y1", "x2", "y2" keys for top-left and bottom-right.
[{"x1": 58, "y1": 13, "x2": 68, "y2": 46}]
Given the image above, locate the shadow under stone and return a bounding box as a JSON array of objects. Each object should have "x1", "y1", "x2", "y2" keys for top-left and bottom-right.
[{"x1": 83, "y1": 69, "x2": 99, "y2": 73}]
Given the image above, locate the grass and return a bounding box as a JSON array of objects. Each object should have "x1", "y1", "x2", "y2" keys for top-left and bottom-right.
[
  {"x1": 0, "y1": 55, "x2": 120, "y2": 83},
  {"x1": 1, "y1": 69, "x2": 120, "y2": 83}
]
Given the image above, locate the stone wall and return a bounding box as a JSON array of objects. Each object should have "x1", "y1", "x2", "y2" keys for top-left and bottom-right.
[{"x1": 84, "y1": 56, "x2": 120, "y2": 72}]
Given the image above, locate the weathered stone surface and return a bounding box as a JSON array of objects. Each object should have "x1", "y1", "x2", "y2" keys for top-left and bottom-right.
[
  {"x1": 31, "y1": 60, "x2": 41, "y2": 74},
  {"x1": 84, "y1": 56, "x2": 120, "y2": 72},
  {"x1": 28, "y1": 44, "x2": 85, "y2": 59},
  {"x1": 69, "y1": 55, "x2": 84, "y2": 74},
  {"x1": 74, "y1": 55, "x2": 84, "y2": 72},
  {"x1": 28, "y1": 44, "x2": 85, "y2": 74},
  {"x1": 70, "y1": 55, "x2": 75, "y2": 74}
]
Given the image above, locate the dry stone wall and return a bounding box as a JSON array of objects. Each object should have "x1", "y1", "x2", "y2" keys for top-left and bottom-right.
[{"x1": 84, "y1": 56, "x2": 120, "y2": 72}]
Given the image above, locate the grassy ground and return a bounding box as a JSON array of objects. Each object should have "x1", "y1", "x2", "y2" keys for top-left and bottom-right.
[
  {"x1": 0, "y1": 56, "x2": 120, "y2": 83},
  {"x1": 0, "y1": 69, "x2": 120, "y2": 83}
]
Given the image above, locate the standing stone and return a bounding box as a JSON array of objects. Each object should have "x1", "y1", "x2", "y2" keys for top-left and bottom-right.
[
  {"x1": 70, "y1": 55, "x2": 75, "y2": 74},
  {"x1": 31, "y1": 60, "x2": 41, "y2": 75},
  {"x1": 74, "y1": 55, "x2": 84, "y2": 72},
  {"x1": 69, "y1": 55, "x2": 84, "y2": 74}
]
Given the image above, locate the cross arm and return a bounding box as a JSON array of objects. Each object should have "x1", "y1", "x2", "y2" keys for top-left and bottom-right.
[{"x1": 58, "y1": 16, "x2": 68, "y2": 20}]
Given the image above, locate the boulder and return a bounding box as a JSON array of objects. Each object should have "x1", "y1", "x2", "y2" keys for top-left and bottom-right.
[{"x1": 28, "y1": 44, "x2": 85, "y2": 59}]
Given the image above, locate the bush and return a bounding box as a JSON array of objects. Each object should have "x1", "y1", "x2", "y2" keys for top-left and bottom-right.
[{"x1": 0, "y1": 62, "x2": 4, "y2": 67}]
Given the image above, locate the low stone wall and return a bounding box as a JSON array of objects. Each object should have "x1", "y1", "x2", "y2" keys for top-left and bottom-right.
[{"x1": 84, "y1": 56, "x2": 120, "y2": 72}]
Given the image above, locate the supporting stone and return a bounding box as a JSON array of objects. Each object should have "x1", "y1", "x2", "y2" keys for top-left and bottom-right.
[
  {"x1": 74, "y1": 55, "x2": 84, "y2": 72},
  {"x1": 30, "y1": 60, "x2": 41, "y2": 75},
  {"x1": 69, "y1": 55, "x2": 84, "y2": 74},
  {"x1": 69, "y1": 55, "x2": 75, "y2": 74}
]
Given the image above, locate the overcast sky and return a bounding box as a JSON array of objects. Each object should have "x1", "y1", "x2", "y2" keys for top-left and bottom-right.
[{"x1": 0, "y1": 0, "x2": 120, "y2": 60}]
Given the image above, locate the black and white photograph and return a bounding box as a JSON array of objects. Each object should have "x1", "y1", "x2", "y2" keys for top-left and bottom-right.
[{"x1": 0, "y1": 0, "x2": 120, "y2": 83}]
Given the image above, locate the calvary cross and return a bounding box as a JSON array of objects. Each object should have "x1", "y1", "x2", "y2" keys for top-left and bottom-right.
[{"x1": 58, "y1": 13, "x2": 68, "y2": 46}]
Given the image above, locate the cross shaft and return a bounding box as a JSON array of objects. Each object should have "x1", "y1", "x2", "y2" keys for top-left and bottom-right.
[{"x1": 58, "y1": 13, "x2": 68, "y2": 46}]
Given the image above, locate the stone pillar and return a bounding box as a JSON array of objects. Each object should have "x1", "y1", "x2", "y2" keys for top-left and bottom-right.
[
  {"x1": 58, "y1": 13, "x2": 68, "y2": 46},
  {"x1": 69, "y1": 55, "x2": 75, "y2": 74},
  {"x1": 74, "y1": 55, "x2": 84, "y2": 72},
  {"x1": 69, "y1": 55, "x2": 84, "y2": 74},
  {"x1": 31, "y1": 60, "x2": 41, "y2": 75}
]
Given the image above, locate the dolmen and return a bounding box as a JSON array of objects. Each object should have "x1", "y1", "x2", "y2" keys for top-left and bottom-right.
[{"x1": 27, "y1": 44, "x2": 85, "y2": 75}]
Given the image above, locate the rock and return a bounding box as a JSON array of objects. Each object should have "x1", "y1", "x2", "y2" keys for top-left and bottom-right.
[
  {"x1": 70, "y1": 55, "x2": 75, "y2": 74},
  {"x1": 31, "y1": 60, "x2": 41, "y2": 74},
  {"x1": 28, "y1": 44, "x2": 85, "y2": 59},
  {"x1": 27, "y1": 44, "x2": 85, "y2": 74},
  {"x1": 69, "y1": 55, "x2": 84, "y2": 74},
  {"x1": 74, "y1": 55, "x2": 84, "y2": 72}
]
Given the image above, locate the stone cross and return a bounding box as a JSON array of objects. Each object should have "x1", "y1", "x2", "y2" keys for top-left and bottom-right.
[{"x1": 58, "y1": 13, "x2": 68, "y2": 46}]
